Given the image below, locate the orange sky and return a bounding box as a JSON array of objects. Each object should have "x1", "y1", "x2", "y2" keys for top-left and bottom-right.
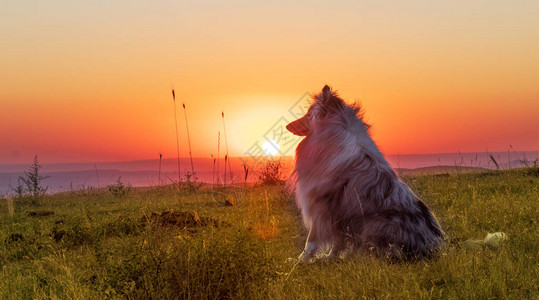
[{"x1": 1, "y1": 1, "x2": 538, "y2": 164}]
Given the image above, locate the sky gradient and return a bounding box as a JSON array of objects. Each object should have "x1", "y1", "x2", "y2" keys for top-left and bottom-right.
[{"x1": 1, "y1": 0, "x2": 538, "y2": 164}]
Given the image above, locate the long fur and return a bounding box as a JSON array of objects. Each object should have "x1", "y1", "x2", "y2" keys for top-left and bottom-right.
[{"x1": 287, "y1": 85, "x2": 444, "y2": 262}]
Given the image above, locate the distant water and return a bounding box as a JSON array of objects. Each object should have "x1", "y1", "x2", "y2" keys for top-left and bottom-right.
[{"x1": 1, "y1": 151, "x2": 537, "y2": 195}]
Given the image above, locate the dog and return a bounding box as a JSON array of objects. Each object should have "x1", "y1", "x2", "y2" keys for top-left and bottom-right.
[{"x1": 286, "y1": 85, "x2": 443, "y2": 262}]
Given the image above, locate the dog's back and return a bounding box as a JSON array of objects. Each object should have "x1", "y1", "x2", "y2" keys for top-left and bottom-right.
[{"x1": 288, "y1": 85, "x2": 443, "y2": 261}]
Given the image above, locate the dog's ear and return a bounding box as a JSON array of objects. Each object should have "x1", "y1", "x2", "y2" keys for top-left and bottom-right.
[
  {"x1": 321, "y1": 85, "x2": 332, "y2": 103},
  {"x1": 318, "y1": 85, "x2": 342, "y2": 110},
  {"x1": 286, "y1": 116, "x2": 310, "y2": 136},
  {"x1": 322, "y1": 85, "x2": 331, "y2": 94}
]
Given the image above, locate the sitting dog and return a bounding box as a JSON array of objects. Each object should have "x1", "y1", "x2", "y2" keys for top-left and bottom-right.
[{"x1": 286, "y1": 85, "x2": 444, "y2": 262}]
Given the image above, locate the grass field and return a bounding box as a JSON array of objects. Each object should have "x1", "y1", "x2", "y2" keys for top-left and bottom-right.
[{"x1": 1, "y1": 168, "x2": 538, "y2": 299}]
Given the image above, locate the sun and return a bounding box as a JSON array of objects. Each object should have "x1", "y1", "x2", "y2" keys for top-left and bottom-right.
[{"x1": 262, "y1": 139, "x2": 280, "y2": 156}]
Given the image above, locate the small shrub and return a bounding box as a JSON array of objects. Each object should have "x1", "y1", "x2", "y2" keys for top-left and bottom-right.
[
  {"x1": 258, "y1": 160, "x2": 285, "y2": 185},
  {"x1": 182, "y1": 171, "x2": 204, "y2": 192},
  {"x1": 108, "y1": 177, "x2": 131, "y2": 198},
  {"x1": 10, "y1": 155, "x2": 49, "y2": 204}
]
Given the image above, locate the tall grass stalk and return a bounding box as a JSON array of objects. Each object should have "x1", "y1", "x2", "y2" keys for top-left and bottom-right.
[
  {"x1": 224, "y1": 155, "x2": 228, "y2": 187},
  {"x1": 508, "y1": 144, "x2": 513, "y2": 169},
  {"x1": 217, "y1": 131, "x2": 221, "y2": 186},
  {"x1": 183, "y1": 103, "x2": 196, "y2": 175},
  {"x1": 211, "y1": 154, "x2": 216, "y2": 189},
  {"x1": 243, "y1": 164, "x2": 249, "y2": 187},
  {"x1": 489, "y1": 153, "x2": 500, "y2": 170},
  {"x1": 222, "y1": 112, "x2": 233, "y2": 184},
  {"x1": 172, "y1": 89, "x2": 181, "y2": 187},
  {"x1": 158, "y1": 153, "x2": 162, "y2": 186},
  {"x1": 94, "y1": 164, "x2": 100, "y2": 187}
]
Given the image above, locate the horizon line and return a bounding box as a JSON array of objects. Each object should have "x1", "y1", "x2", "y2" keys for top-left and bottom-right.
[{"x1": 1, "y1": 149, "x2": 539, "y2": 166}]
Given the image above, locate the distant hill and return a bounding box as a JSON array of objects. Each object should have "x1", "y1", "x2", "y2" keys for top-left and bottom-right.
[{"x1": 395, "y1": 166, "x2": 488, "y2": 176}]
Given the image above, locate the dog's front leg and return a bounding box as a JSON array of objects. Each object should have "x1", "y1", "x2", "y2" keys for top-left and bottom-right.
[{"x1": 298, "y1": 226, "x2": 319, "y2": 263}]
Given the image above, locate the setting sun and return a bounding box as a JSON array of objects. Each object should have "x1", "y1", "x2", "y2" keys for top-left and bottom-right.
[{"x1": 262, "y1": 140, "x2": 280, "y2": 156}]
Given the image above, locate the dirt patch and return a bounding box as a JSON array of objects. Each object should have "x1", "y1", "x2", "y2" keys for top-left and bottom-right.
[
  {"x1": 27, "y1": 211, "x2": 54, "y2": 217},
  {"x1": 143, "y1": 211, "x2": 223, "y2": 228}
]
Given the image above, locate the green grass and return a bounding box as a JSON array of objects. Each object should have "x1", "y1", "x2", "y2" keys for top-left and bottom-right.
[{"x1": 1, "y1": 168, "x2": 538, "y2": 299}]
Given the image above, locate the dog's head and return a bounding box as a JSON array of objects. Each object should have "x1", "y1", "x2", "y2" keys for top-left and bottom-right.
[{"x1": 286, "y1": 85, "x2": 345, "y2": 136}]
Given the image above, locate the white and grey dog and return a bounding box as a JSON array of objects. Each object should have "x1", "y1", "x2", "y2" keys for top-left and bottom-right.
[{"x1": 287, "y1": 85, "x2": 443, "y2": 262}]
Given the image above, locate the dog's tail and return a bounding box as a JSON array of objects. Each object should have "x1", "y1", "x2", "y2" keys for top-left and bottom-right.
[{"x1": 358, "y1": 198, "x2": 445, "y2": 261}]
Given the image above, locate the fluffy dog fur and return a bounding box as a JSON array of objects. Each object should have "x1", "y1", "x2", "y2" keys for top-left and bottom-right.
[{"x1": 287, "y1": 85, "x2": 443, "y2": 262}]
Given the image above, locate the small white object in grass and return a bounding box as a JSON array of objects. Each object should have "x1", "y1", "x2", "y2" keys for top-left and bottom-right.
[
  {"x1": 262, "y1": 139, "x2": 280, "y2": 156},
  {"x1": 463, "y1": 232, "x2": 508, "y2": 250},
  {"x1": 483, "y1": 232, "x2": 508, "y2": 250}
]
